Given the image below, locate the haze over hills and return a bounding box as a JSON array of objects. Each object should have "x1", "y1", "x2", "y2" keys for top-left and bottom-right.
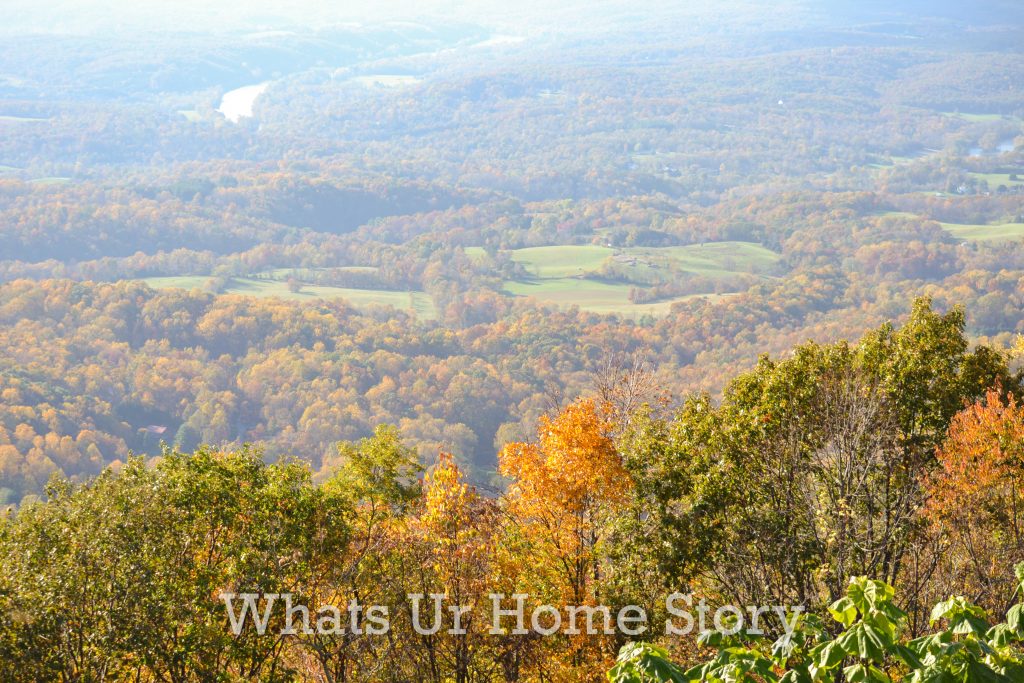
[{"x1": 1, "y1": 0, "x2": 713, "y2": 35}]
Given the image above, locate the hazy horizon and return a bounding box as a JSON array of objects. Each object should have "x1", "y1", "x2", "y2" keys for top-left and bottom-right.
[{"x1": 1, "y1": 0, "x2": 726, "y2": 36}]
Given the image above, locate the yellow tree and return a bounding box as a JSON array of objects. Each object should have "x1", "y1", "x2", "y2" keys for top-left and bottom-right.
[
  {"x1": 498, "y1": 398, "x2": 631, "y2": 679},
  {"x1": 408, "y1": 452, "x2": 504, "y2": 682}
]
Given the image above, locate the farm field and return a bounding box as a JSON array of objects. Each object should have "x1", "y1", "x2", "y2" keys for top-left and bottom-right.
[
  {"x1": 141, "y1": 276, "x2": 437, "y2": 319},
  {"x1": 941, "y1": 221, "x2": 1024, "y2": 242},
  {"x1": 886, "y1": 147, "x2": 941, "y2": 165},
  {"x1": 875, "y1": 211, "x2": 920, "y2": 218},
  {"x1": 503, "y1": 277, "x2": 730, "y2": 317},
  {"x1": 508, "y1": 241, "x2": 780, "y2": 279},
  {"x1": 968, "y1": 172, "x2": 1024, "y2": 188},
  {"x1": 500, "y1": 241, "x2": 778, "y2": 314},
  {"x1": 629, "y1": 242, "x2": 781, "y2": 275},
  {"x1": 509, "y1": 245, "x2": 613, "y2": 277}
]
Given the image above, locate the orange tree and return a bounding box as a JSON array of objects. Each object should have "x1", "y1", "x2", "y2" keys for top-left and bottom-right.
[
  {"x1": 499, "y1": 398, "x2": 632, "y2": 679},
  {"x1": 926, "y1": 389, "x2": 1024, "y2": 617}
]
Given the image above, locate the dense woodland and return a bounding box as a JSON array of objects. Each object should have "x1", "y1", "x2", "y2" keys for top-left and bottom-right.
[
  {"x1": 2, "y1": 0, "x2": 1024, "y2": 680},
  {"x1": 2, "y1": 300, "x2": 1024, "y2": 681}
]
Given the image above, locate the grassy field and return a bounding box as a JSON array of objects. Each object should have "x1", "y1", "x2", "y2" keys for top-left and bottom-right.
[
  {"x1": 141, "y1": 276, "x2": 437, "y2": 319},
  {"x1": 502, "y1": 241, "x2": 778, "y2": 315},
  {"x1": 509, "y1": 245, "x2": 613, "y2": 277},
  {"x1": 503, "y1": 278, "x2": 730, "y2": 317},
  {"x1": 969, "y1": 172, "x2": 1024, "y2": 188},
  {"x1": 509, "y1": 241, "x2": 779, "y2": 279},
  {"x1": 874, "y1": 211, "x2": 920, "y2": 219},
  {"x1": 941, "y1": 222, "x2": 1024, "y2": 242},
  {"x1": 143, "y1": 241, "x2": 774, "y2": 319},
  {"x1": 630, "y1": 242, "x2": 780, "y2": 275}
]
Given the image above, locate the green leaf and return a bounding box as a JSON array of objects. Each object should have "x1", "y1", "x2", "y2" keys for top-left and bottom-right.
[
  {"x1": 608, "y1": 642, "x2": 691, "y2": 683},
  {"x1": 911, "y1": 667, "x2": 958, "y2": 683},
  {"x1": 857, "y1": 624, "x2": 887, "y2": 663},
  {"x1": 816, "y1": 639, "x2": 848, "y2": 669},
  {"x1": 930, "y1": 599, "x2": 953, "y2": 624},
  {"x1": 1006, "y1": 604, "x2": 1024, "y2": 634},
  {"x1": 987, "y1": 624, "x2": 1014, "y2": 648},
  {"x1": 965, "y1": 660, "x2": 1011, "y2": 683},
  {"x1": 830, "y1": 597, "x2": 858, "y2": 628},
  {"x1": 697, "y1": 629, "x2": 726, "y2": 648},
  {"x1": 953, "y1": 614, "x2": 991, "y2": 637},
  {"x1": 893, "y1": 644, "x2": 923, "y2": 669},
  {"x1": 845, "y1": 663, "x2": 869, "y2": 683},
  {"x1": 779, "y1": 670, "x2": 811, "y2": 683}
]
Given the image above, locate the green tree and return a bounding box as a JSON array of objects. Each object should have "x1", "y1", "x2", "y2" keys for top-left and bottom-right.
[
  {"x1": 615, "y1": 298, "x2": 1017, "y2": 622},
  {"x1": 0, "y1": 446, "x2": 352, "y2": 682}
]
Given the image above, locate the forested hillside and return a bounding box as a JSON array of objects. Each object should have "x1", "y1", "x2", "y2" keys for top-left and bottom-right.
[
  {"x1": 2, "y1": 300, "x2": 1023, "y2": 681},
  {"x1": 2, "y1": 1, "x2": 1024, "y2": 504}
]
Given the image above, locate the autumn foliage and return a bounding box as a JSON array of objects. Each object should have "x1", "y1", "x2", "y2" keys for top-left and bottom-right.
[
  {"x1": 1, "y1": 304, "x2": 1022, "y2": 682},
  {"x1": 926, "y1": 388, "x2": 1024, "y2": 614}
]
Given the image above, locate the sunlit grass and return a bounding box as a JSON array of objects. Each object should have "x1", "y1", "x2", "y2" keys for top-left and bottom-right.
[
  {"x1": 968, "y1": 172, "x2": 1024, "y2": 188},
  {"x1": 941, "y1": 222, "x2": 1024, "y2": 242},
  {"x1": 509, "y1": 245, "x2": 612, "y2": 277},
  {"x1": 501, "y1": 241, "x2": 779, "y2": 315}
]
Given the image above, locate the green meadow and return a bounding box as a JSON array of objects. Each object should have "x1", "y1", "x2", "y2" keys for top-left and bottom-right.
[
  {"x1": 509, "y1": 241, "x2": 778, "y2": 279},
  {"x1": 941, "y1": 222, "x2": 1024, "y2": 242},
  {"x1": 463, "y1": 246, "x2": 489, "y2": 261},
  {"x1": 509, "y1": 245, "x2": 613, "y2": 277},
  {"x1": 875, "y1": 211, "x2": 920, "y2": 219},
  {"x1": 501, "y1": 241, "x2": 779, "y2": 315},
  {"x1": 503, "y1": 277, "x2": 731, "y2": 317},
  {"x1": 629, "y1": 241, "x2": 780, "y2": 274},
  {"x1": 969, "y1": 172, "x2": 1024, "y2": 188}
]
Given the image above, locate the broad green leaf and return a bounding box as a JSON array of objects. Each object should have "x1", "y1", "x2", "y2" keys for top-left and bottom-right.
[
  {"x1": 830, "y1": 597, "x2": 858, "y2": 628},
  {"x1": 816, "y1": 639, "x2": 848, "y2": 669},
  {"x1": 1006, "y1": 604, "x2": 1024, "y2": 634}
]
